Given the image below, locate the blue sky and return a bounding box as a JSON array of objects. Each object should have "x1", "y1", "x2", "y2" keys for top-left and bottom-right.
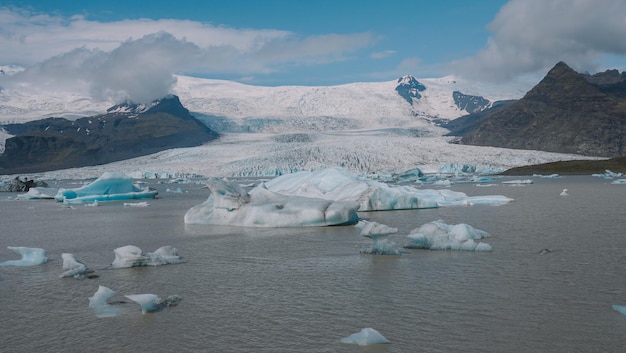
[{"x1": 1, "y1": 0, "x2": 626, "y2": 101}]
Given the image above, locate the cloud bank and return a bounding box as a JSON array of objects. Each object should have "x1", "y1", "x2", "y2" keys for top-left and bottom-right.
[
  {"x1": 0, "y1": 8, "x2": 377, "y2": 103},
  {"x1": 451, "y1": 0, "x2": 626, "y2": 82}
]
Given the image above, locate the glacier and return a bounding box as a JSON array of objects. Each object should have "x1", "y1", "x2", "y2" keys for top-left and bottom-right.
[
  {"x1": 88, "y1": 286, "x2": 121, "y2": 318},
  {"x1": 263, "y1": 168, "x2": 513, "y2": 211},
  {"x1": 340, "y1": 327, "x2": 390, "y2": 346},
  {"x1": 405, "y1": 220, "x2": 492, "y2": 251},
  {"x1": 111, "y1": 245, "x2": 185, "y2": 268},
  {"x1": 0, "y1": 246, "x2": 48, "y2": 266},
  {"x1": 54, "y1": 172, "x2": 158, "y2": 204},
  {"x1": 184, "y1": 177, "x2": 360, "y2": 227}
]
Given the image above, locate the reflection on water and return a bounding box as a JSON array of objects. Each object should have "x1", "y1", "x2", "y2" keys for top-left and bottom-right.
[{"x1": 1, "y1": 176, "x2": 625, "y2": 353}]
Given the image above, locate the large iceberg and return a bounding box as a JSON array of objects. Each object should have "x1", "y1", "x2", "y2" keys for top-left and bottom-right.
[
  {"x1": 111, "y1": 245, "x2": 185, "y2": 268},
  {"x1": 405, "y1": 220, "x2": 493, "y2": 251},
  {"x1": 88, "y1": 286, "x2": 121, "y2": 318},
  {"x1": 54, "y1": 172, "x2": 157, "y2": 204},
  {"x1": 0, "y1": 246, "x2": 48, "y2": 266},
  {"x1": 263, "y1": 168, "x2": 513, "y2": 211},
  {"x1": 184, "y1": 177, "x2": 360, "y2": 227},
  {"x1": 340, "y1": 327, "x2": 390, "y2": 346}
]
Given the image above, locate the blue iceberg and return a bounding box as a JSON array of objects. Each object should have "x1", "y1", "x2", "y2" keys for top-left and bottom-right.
[
  {"x1": 0, "y1": 246, "x2": 48, "y2": 266},
  {"x1": 55, "y1": 172, "x2": 157, "y2": 204},
  {"x1": 184, "y1": 177, "x2": 360, "y2": 227},
  {"x1": 406, "y1": 220, "x2": 493, "y2": 251},
  {"x1": 340, "y1": 327, "x2": 390, "y2": 346},
  {"x1": 88, "y1": 286, "x2": 121, "y2": 318}
]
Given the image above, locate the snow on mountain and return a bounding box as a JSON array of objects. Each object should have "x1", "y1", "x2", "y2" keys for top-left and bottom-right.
[{"x1": 1, "y1": 70, "x2": 593, "y2": 180}]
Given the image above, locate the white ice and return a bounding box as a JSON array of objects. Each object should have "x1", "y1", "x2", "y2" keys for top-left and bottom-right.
[
  {"x1": 611, "y1": 179, "x2": 626, "y2": 184},
  {"x1": 111, "y1": 245, "x2": 185, "y2": 268},
  {"x1": 88, "y1": 286, "x2": 120, "y2": 318},
  {"x1": 357, "y1": 220, "x2": 402, "y2": 255},
  {"x1": 406, "y1": 220, "x2": 492, "y2": 251},
  {"x1": 264, "y1": 168, "x2": 513, "y2": 211},
  {"x1": 0, "y1": 246, "x2": 48, "y2": 266},
  {"x1": 184, "y1": 177, "x2": 360, "y2": 227},
  {"x1": 59, "y1": 253, "x2": 91, "y2": 278},
  {"x1": 16, "y1": 187, "x2": 59, "y2": 200},
  {"x1": 125, "y1": 294, "x2": 183, "y2": 314},
  {"x1": 340, "y1": 327, "x2": 390, "y2": 346},
  {"x1": 54, "y1": 171, "x2": 157, "y2": 204}
]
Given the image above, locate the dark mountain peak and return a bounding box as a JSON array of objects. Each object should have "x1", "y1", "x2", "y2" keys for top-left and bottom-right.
[
  {"x1": 106, "y1": 94, "x2": 191, "y2": 117},
  {"x1": 584, "y1": 69, "x2": 626, "y2": 86},
  {"x1": 396, "y1": 75, "x2": 426, "y2": 104},
  {"x1": 523, "y1": 61, "x2": 604, "y2": 102}
]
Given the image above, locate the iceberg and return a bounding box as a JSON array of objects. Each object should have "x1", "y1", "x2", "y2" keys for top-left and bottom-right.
[
  {"x1": 340, "y1": 327, "x2": 390, "y2": 346},
  {"x1": 0, "y1": 246, "x2": 48, "y2": 266},
  {"x1": 16, "y1": 187, "x2": 59, "y2": 200},
  {"x1": 357, "y1": 220, "x2": 403, "y2": 255},
  {"x1": 59, "y1": 253, "x2": 92, "y2": 279},
  {"x1": 111, "y1": 245, "x2": 185, "y2": 268},
  {"x1": 263, "y1": 168, "x2": 513, "y2": 211},
  {"x1": 405, "y1": 220, "x2": 492, "y2": 251},
  {"x1": 54, "y1": 172, "x2": 157, "y2": 204},
  {"x1": 613, "y1": 305, "x2": 626, "y2": 315},
  {"x1": 184, "y1": 177, "x2": 359, "y2": 227},
  {"x1": 125, "y1": 294, "x2": 183, "y2": 314},
  {"x1": 88, "y1": 286, "x2": 120, "y2": 318}
]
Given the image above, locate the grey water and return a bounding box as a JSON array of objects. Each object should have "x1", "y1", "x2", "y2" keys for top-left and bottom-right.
[{"x1": 1, "y1": 176, "x2": 625, "y2": 353}]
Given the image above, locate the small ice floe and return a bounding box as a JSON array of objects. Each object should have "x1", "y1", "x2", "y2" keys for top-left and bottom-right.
[
  {"x1": 111, "y1": 245, "x2": 186, "y2": 268},
  {"x1": 538, "y1": 248, "x2": 553, "y2": 255},
  {"x1": 16, "y1": 187, "x2": 59, "y2": 200},
  {"x1": 85, "y1": 200, "x2": 99, "y2": 207},
  {"x1": 59, "y1": 253, "x2": 93, "y2": 279},
  {"x1": 502, "y1": 179, "x2": 533, "y2": 185},
  {"x1": 613, "y1": 305, "x2": 626, "y2": 315},
  {"x1": 340, "y1": 327, "x2": 390, "y2": 346},
  {"x1": 560, "y1": 189, "x2": 569, "y2": 196},
  {"x1": 405, "y1": 220, "x2": 492, "y2": 251},
  {"x1": 123, "y1": 201, "x2": 150, "y2": 207},
  {"x1": 611, "y1": 179, "x2": 626, "y2": 185},
  {"x1": 356, "y1": 220, "x2": 403, "y2": 255},
  {"x1": 124, "y1": 294, "x2": 183, "y2": 314},
  {"x1": 55, "y1": 171, "x2": 157, "y2": 204},
  {"x1": 0, "y1": 246, "x2": 48, "y2": 266},
  {"x1": 88, "y1": 286, "x2": 121, "y2": 318},
  {"x1": 592, "y1": 170, "x2": 623, "y2": 179}
]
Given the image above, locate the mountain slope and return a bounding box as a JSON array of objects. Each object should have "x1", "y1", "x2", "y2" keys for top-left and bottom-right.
[
  {"x1": 0, "y1": 95, "x2": 218, "y2": 174},
  {"x1": 447, "y1": 62, "x2": 626, "y2": 157}
]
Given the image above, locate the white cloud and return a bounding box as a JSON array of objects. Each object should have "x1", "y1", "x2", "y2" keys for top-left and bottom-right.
[
  {"x1": 371, "y1": 50, "x2": 396, "y2": 59},
  {"x1": 450, "y1": 0, "x2": 626, "y2": 81},
  {"x1": 0, "y1": 8, "x2": 377, "y2": 102}
]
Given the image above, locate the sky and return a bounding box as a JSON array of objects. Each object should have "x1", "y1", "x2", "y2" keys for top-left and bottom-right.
[{"x1": 1, "y1": 0, "x2": 626, "y2": 103}]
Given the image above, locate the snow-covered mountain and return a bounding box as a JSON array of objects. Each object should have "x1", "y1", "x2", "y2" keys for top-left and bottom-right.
[{"x1": 1, "y1": 69, "x2": 595, "y2": 179}]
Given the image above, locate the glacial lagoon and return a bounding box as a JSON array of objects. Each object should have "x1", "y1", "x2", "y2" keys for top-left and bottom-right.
[{"x1": 1, "y1": 175, "x2": 625, "y2": 352}]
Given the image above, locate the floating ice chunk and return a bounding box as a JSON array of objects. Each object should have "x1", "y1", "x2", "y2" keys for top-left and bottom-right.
[
  {"x1": 357, "y1": 220, "x2": 402, "y2": 255},
  {"x1": 111, "y1": 245, "x2": 185, "y2": 268},
  {"x1": 611, "y1": 179, "x2": 626, "y2": 184},
  {"x1": 184, "y1": 177, "x2": 359, "y2": 227},
  {"x1": 123, "y1": 201, "x2": 150, "y2": 207},
  {"x1": 16, "y1": 187, "x2": 59, "y2": 200},
  {"x1": 59, "y1": 253, "x2": 92, "y2": 278},
  {"x1": 88, "y1": 286, "x2": 120, "y2": 318},
  {"x1": 125, "y1": 294, "x2": 182, "y2": 314},
  {"x1": 613, "y1": 305, "x2": 626, "y2": 315},
  {"x1": 55, "y1": 172, "x2": 158, "y2": 204},
  {"x1": 0, "y1": 246, "x2": 48, "y2": 266},
  {"x1": 560, "y1": 189, "x2": 569, "y2": 196},
  {"x1": 502, "y1": 179, "x2": 533, "y2": 185},
  {"x1": 340, "y1": 327, "x2": 390, "y2": 346},
  {"x1": 264, "y1": 168, "x2": 512, "y2": 211},
  {"x1": 405, "y1": 220, "x2": 492, "y2": 251},
  {"x1": 593, "y1": 170, "x2": 623, "y2": 179}
]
